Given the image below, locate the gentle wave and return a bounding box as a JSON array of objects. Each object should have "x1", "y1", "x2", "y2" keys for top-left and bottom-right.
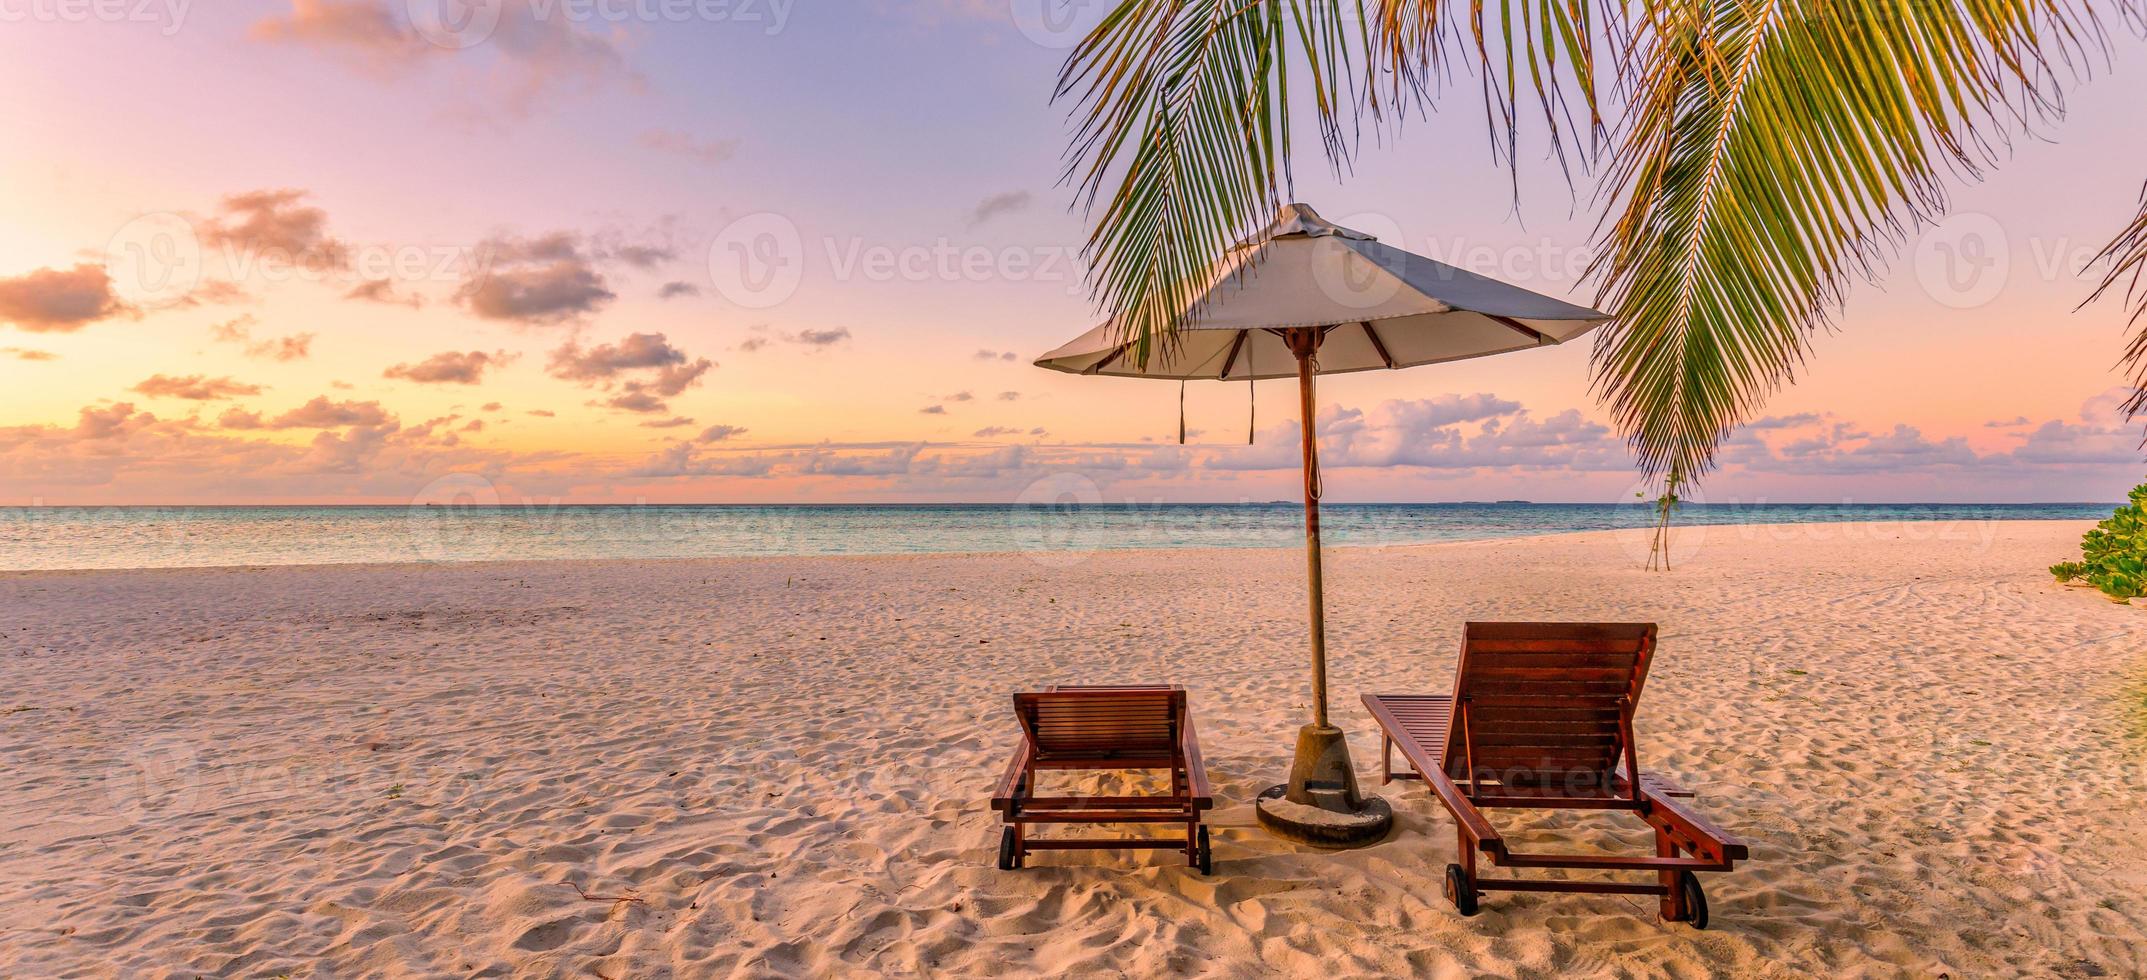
[{"x1": 0, "y1": 502, "x2": 2105, "y2": 571}]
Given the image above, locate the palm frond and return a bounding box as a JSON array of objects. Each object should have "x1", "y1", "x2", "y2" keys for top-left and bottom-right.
[
  {"x1": 1365, "y1": 1, "x2": 1622, "y2": 179},
  {"x1": 1057, "y1": 0, "x2": 1321, "y2": 366},
  {"x1": 2087, "y1": 183, "x2": 2147, "y2": 418},
  {"x1": 1588, "y1": 0, "x2": 2098, "y2": 480},
  {"x1": 1058, "y1": 1, "x2": 1610, "y2": 366}
]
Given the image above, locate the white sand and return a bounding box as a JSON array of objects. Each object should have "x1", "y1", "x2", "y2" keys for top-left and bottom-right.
[{"x1": 3, "y1": 520, "x2": 2145, "y2": 978}]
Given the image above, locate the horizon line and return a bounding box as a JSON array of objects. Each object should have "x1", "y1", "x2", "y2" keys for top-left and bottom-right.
[{"x1": 0, "y1": 500, "x2": 2112, "y2": 509}]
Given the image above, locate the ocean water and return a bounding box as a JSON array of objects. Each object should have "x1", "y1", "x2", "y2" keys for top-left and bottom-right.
[{"x1": 0, "y1": 502, "x2": 2106, "y2": 571}]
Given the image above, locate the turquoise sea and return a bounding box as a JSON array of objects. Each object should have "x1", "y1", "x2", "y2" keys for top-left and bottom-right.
[{"x1": 0, "y1": 502, "x2": 2106, "y2": 571}]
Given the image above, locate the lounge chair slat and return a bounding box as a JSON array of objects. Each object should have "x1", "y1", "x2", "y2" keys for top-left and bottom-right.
[
  {"x1": 1475, "y1": 878, "x2": 1667, "y2": 896},
  {"x1": 1462, "y1": 681, "x2": 1632, "y2": 696},
  {"x1": 1500, "y1": 851, "x2": 1731, "y2": 871},
  {"x1": 1027, "y1": 757, "x2": 1178, "y2": 770},
  {"x1": 1471, "y1": 717, "x2": 1625, "y2": 730},
  {"x1": 1464, "y1": 758, "x2": 1620, "y2": 775},
  {"x1": 1467, "y1": 650, "x2": 1639, "y2": 665},
  {"x1": 1462, "y1": 666, "x2": 1637, "y2": 681},
  {"x1": 1466, "y1": 640, "x2": 1643, "y2": 655},
  {"x1": 1462, "y1": 622, "x2": 1655, "y2": 643},
  {"x1": 1008, "y1": 838, "x2": 1194, "y2": 850},
  {"x1": 1464, "y1": 732, "x2": 1622, "y2": 748},
  {"x1": 1459, "y1": 694, "x2": 1629, "y2": 709}
]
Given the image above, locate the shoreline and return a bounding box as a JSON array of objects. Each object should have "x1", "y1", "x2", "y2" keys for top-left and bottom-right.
[{"x1": 0, "y1": 515, "x2": 2098, "y2": 577}]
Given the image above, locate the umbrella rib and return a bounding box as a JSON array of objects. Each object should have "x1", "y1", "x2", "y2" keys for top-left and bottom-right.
[
  {"x1": 1487, "y1": 315, "x2": 1551, "y2": 345},
  {"x1": 1360, "y1": 321, "x2": 1396, "y2": 369},
  {"x1": 1218, "y1": 330, "x2": 1248, "y2": 379},
  {"x1": 1083, "y1": 342, "x2": 1132, "y2": 375}
]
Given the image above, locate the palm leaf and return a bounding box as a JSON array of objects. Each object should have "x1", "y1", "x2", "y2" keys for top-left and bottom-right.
[
  {"x1": 1057, "y1": 1, "x2": 1314, "y2": 366},
  {"x1": 1588, "y1": 0, "x2": 2099, "y2": 480},
  {"x1": 1058, "y1": 0, "x2": 1610, "y2": 366},
  {"x1": 1365, "y1": 1, "x2": 1622, "y2": 180},
  {"x1": 2088, "y1": 183, "x2": 2147, "y2": 418}
]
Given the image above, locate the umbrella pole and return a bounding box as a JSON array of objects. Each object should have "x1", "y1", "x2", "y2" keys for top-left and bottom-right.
[
  {"x1": 1254, "y1": 328, "x2": 1392, "y2": 845},
  {"x1": 1296, "y1": 338, "x2": 1330, "y2": 730}
]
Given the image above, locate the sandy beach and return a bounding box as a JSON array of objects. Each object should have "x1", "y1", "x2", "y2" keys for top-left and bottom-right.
[{"x1": 2, "y1": 519, "x2": 2144, "y2": 978}]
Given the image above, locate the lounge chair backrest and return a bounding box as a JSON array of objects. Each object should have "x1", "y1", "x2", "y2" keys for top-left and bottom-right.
[
  {"x1": 1015, "y1": 687, "x2": 1185, "y2": 763},
  {"x1": 1444, "y1": 622, "x2": 1656, "y2": 787}
]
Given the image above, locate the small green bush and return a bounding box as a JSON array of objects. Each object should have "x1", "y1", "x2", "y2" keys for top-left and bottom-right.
[{"x1": 2054, "y1": 484, "x2": 2147, "y2": 603}]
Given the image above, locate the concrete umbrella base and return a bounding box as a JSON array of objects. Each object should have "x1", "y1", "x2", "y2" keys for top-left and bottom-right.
[{"x1": 1253, "y1": 723, "x2": 1394, "y2": 847}]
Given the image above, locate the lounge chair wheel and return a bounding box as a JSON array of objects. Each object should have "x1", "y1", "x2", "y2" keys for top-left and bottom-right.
[
  {"x1": 1444, "y1": 864, "x2": 1479, "y2": 916},
  {"x1": 997, "y1": 826, "x2": 1019, "y2": 871},
  {"x1": 1196, "y1": 826, "x2": 1212, "y2": 875},
  {"x1": 1677, "y1": 871, "x2": 1707, "y2": 929}
]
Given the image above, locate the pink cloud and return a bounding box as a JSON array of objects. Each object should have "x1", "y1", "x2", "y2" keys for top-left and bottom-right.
[
  {"x1": 548, "y1": 332, "x2": 714, "y2": 415},
  {"x1": 255, "y1": 396, "x2": 393, "y2": 429},
  {"x1": 248, "y1": 0, "x2": 637, "y2": 112},
  {"x1": 457, "y1": 233, "x2": 620, "y2": 324},
  {"x1": 204, "y1": 189, "x2": 348, "y2": 268},
  {"x1": 247, "y1": 0, "x2": 417, "y2": 62},
  {"x1": 384, "y1": 350, "x2": 515, "y2": 385},
  {"x1": 639, "y1": 129, "x2": 739, "y2": 167},
  {"x1": 346, "y1": 279, "x2": 424, "y2": 308},
  {"x1": 131, "y1": 375, "x2": 266, "y2": 401},
  {"x1": 0, "y1": 264, "x2": 134, "y2": 333},
  {"x1": 210, "y1": 316, "x2": 314, "y2": 362}
]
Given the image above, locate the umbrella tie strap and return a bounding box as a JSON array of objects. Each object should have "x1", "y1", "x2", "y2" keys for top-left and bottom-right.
[{"x1": 1178, "y1": 380, "x2": 1187, "y2": 445}]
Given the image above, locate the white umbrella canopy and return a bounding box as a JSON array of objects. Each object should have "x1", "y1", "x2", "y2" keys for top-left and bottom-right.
[
  {"x1": 1036, "y1": 204, "x2": 1609, "y2": 381},
  {"x1": 1035, "y1": 203, "x2": 1612, "y2": 844}
]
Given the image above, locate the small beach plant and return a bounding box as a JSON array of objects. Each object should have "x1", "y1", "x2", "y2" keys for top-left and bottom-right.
[
  {"x1": 1644, "y1": 470, "x2": 1684, "y2": 572},
  {"x1": 2052, "y1": 483, "x2": 2147, "y2": 603},
  {"x1": 1635, "y1": 471, "x2": 1683, "y2": 570}
]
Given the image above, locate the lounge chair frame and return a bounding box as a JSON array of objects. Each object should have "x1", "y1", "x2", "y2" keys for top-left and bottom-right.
[
  {"x1": 1364, "y1": 623, "x2": 1746, "y2": 924},
  {"x1": 990, "y1": 685, "x2": 1214, "y2": 872}
]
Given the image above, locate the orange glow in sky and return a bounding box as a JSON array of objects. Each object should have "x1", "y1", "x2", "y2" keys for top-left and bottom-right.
[{"x1": 3, "y1": 4, "x2": 2144, "y2": 504}]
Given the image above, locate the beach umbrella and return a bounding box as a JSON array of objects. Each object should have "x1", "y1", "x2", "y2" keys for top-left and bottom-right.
[{"x1": 1035, "y1": 204, "x2": 1611, "y2": 844}]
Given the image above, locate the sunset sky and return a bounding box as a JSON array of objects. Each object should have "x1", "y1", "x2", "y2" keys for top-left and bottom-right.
[{"x1": 3, "y1": 2, "x2": 2144, "y2": 505}]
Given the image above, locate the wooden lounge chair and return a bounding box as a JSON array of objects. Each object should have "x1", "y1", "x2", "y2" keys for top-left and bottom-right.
[
  {"x1": 990, "y1": 685, "x2": 1215, "y2": 873},
  {"x1": 1363, "y1": 623, "x2": 1746, "y2": 926}
]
